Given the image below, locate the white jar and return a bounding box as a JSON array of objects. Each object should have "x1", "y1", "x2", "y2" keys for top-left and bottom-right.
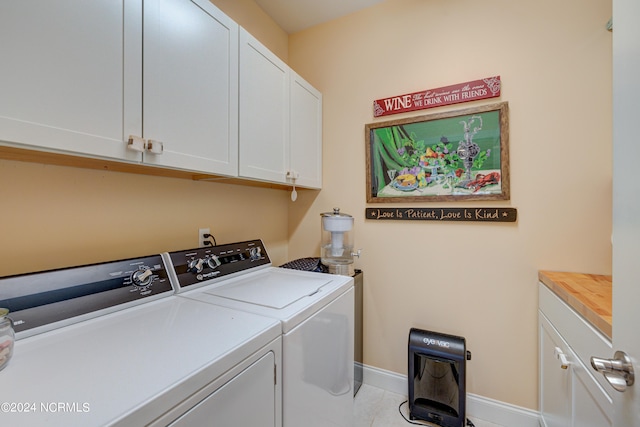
[{"x1": 0, "y1": 308, "x2": 14, "y2": 371}]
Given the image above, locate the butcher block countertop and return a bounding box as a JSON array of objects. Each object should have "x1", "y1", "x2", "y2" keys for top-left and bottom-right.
[{"x1": 538, "y1": 271, "x2": 612, "y2": 340}]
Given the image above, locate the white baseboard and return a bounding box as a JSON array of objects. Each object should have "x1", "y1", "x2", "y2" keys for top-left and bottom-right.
[
  {"x1": 362, "y1": 363, "x2": 408, "y2": 395},
  {"x1": 362, "y1": 364, "x2": 540, "y2": 427}
]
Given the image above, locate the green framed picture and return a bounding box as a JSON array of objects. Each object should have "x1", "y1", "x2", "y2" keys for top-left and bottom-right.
[{"x1": 365, "y1": 102, "x2": 510, "y2": 203}]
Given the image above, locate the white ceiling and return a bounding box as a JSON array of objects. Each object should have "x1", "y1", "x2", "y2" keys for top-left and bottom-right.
[{"x1": 253, "y1": 0, "x2": 386, "y2": 34}]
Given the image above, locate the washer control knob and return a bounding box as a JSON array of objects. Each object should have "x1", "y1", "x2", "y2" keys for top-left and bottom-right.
[
  {"x1": 132, "y1": 268, "x2": 154, "y2": 287},
  {"x1": 207, "y1": 255, "x2": 221, "y2": 269},
  {"x1": 249, "y1": 247, "x2": 262, "y2": 261},
  {"x1": 187, "y1": 258, "x2": 204, "y2": 274}
]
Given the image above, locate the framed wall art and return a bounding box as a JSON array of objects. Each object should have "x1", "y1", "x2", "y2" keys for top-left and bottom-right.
[{"x1": 365, "y1": 102, "x2": 509, "y2": 203}]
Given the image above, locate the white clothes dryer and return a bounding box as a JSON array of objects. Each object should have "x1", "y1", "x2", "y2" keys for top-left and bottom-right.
[{"x1": 165, "y1": 239, "x2": 355, "y2": 427}]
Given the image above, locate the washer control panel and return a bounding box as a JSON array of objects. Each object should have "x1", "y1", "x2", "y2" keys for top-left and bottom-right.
[
  {"x1": 165, "y1": 239, "x2": 270, "y2": 291},
  {"x1": 0, "y1": 255, "x2": 174, "y2": 338}
]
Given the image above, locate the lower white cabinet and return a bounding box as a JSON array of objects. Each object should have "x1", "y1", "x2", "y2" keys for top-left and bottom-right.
[
  {"x1": 539, "y1": 283, "x2": 613, "y2": 427},
  {"x1": 539, "y1": 313, "x2": 571, "y2": 427}
]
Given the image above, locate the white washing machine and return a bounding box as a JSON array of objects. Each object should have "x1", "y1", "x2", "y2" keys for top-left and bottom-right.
[
  {"x1": 164, "y1": 239, "x2": 355, "y2": 427},
  {"x1": 0, "y1": 253, "x2": 282, "y2": 427}
]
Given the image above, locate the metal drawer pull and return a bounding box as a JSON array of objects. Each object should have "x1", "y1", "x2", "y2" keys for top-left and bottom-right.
[
  {"x1": 554, "y1": 347, "x2": 570, "y2": 369},
  {"x1": 590, "y1": 351, "x2": 635, "y2": 392}
]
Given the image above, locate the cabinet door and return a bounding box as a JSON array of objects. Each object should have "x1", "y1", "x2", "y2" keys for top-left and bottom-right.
[
  {"x1": 539, "y1": 313, "x2": 571, "y2": 427},
  {"x1": 238, "y1": 28, "x2": 290, "y2": 184},
  {"x1": 0, "y1": 0, "x2": 142, "y2": 162},
  {"x1": 572, "y1": 360, "x2": 613, "y2": 427},
  {"x1": 290, "y1": 71, "x2": 323, "y2": 189},
  {"x1": 143, "y1": 0, "x2": 238, "y2": 175},
  {"x1": 169, "y1": 351, "x2": 276, "y2": 427}
]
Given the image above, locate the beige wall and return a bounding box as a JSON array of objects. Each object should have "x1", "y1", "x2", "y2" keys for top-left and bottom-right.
[
  {"x1": 211, "y1": 0, "x2": 288, "y2": 61},
  {"x1": 286, "y1": 0, "x2": 612, "y2": 410},
  {"x1": 0, "y1": 160, "x2": 291, "y2": 275}
]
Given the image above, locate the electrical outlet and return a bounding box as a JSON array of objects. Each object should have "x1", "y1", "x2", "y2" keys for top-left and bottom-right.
[{"x1": 198, "y1": 228, "x2": 210, "y2": 248}]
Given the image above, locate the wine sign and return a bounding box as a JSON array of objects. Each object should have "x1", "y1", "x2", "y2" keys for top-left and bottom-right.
[
  {"x1": 366, "y1": 207, "x2": 517, "y2": 222},
  {"x1": 373, "y1": 76, "x2": 501, "y2": 117}
]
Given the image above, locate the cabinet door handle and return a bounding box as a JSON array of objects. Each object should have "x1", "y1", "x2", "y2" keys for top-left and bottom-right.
[
  {"x1": 146, "y1": 140, "x2": 164, "y2": 154},
  {"x1": 554, "y1": 347, "x2": 570, "y2": 369},
  {"x1": 127, "y1": 135, "x2": 146, "y2": 152}
]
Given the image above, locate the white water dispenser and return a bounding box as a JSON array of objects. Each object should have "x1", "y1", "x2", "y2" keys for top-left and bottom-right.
[{"x1": 320, "y1": 208, "x2": 360, "y2": 276}]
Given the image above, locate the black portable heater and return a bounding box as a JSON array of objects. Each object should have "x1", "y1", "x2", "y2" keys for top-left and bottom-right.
[{"x1": 408, "y1": 328, "x2": 471, "y2": 427}]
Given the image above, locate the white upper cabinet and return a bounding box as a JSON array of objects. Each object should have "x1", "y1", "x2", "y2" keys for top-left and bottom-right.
[
  {"x1": 290, "y1": 71, "x2": 322, "y2": 189},
  {"x1": 239, "y1": 28, "x2": 322, "y2": 189},
  {"x1": 238, "y1": 29, "x2": 290, "y2": 184},
  {"x1": 142, "y1": 0, "x2": 238, "y2": 175},
  {"x1": 0, "y1": 0, "x2": 239, "y2": 176},
  {"x1": 1, "y1": 3, "x2": 319, "y2": 186},
  {"x1": 0, "y1": 1, "x2": 142, "y2": 162}
]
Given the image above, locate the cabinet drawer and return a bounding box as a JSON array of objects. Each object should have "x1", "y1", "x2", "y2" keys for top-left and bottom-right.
[{"x1": 538, "y1": 283, "x2": 613, "y2": 393}]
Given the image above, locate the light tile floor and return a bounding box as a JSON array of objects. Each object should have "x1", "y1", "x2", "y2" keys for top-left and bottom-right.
[{"x1": 354, "y1": 384, "x2": 505, "y2": 427}]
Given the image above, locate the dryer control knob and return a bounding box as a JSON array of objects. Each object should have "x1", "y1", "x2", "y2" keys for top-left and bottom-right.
[
  {"x1": 132, "y1": 268, "x2": 154, "y2": 287},
  {"x1": 207, "y1": 255, "x2": 221, "y2": 269},
  {"x1": 187, "y1": 258, "x2": 204, "y2": 274},
  {"x1": 249, "y1": 247, "x2": 262, "y2": 261}
]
